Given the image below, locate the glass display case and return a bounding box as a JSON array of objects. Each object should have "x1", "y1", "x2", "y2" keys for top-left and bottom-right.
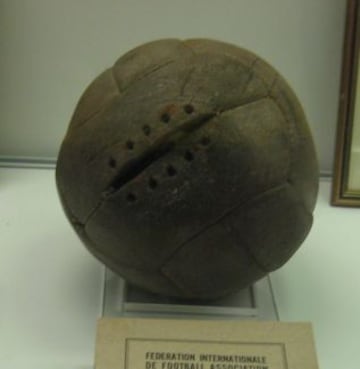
[{"x1": 102, "y1": 268, "x2": 279, "y2": 320}]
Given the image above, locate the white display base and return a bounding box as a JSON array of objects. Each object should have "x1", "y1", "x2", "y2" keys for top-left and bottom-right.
[{"x1": 102, "y1": 268, "x2": 279, "y2": 320}]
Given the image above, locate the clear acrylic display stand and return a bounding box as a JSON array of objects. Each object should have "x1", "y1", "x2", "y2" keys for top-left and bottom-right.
[{"x1": 101, "y1": 268, "x2": 279, "y2": 320}]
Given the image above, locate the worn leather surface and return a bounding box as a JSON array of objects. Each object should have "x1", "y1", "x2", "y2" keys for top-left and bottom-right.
[{"x1": 56, "y1": 39, "x2": 319, "y2": 299}]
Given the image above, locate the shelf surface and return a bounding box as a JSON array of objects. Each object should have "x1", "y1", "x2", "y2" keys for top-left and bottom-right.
[{"x1": 0, "y1": 167, "x2": 359, "y2": 369}]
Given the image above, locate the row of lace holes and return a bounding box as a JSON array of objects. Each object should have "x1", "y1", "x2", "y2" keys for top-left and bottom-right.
[{"x1": 117, "y1": 104, "x2": 210, "y2": 203}]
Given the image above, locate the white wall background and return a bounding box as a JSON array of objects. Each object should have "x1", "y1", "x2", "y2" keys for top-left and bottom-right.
[{"x1": 0, "y1": 0, "x2": 347, "y2": 173}]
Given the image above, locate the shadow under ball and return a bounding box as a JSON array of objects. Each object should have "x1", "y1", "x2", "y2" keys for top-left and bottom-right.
[{"x1": 56, "y1": 39, "x2": 319, "y2": 300}]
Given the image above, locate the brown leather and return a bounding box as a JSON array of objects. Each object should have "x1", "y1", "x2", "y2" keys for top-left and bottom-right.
[{"x1": 56, "y1": 39, "x2": 318, "y2": 299}]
